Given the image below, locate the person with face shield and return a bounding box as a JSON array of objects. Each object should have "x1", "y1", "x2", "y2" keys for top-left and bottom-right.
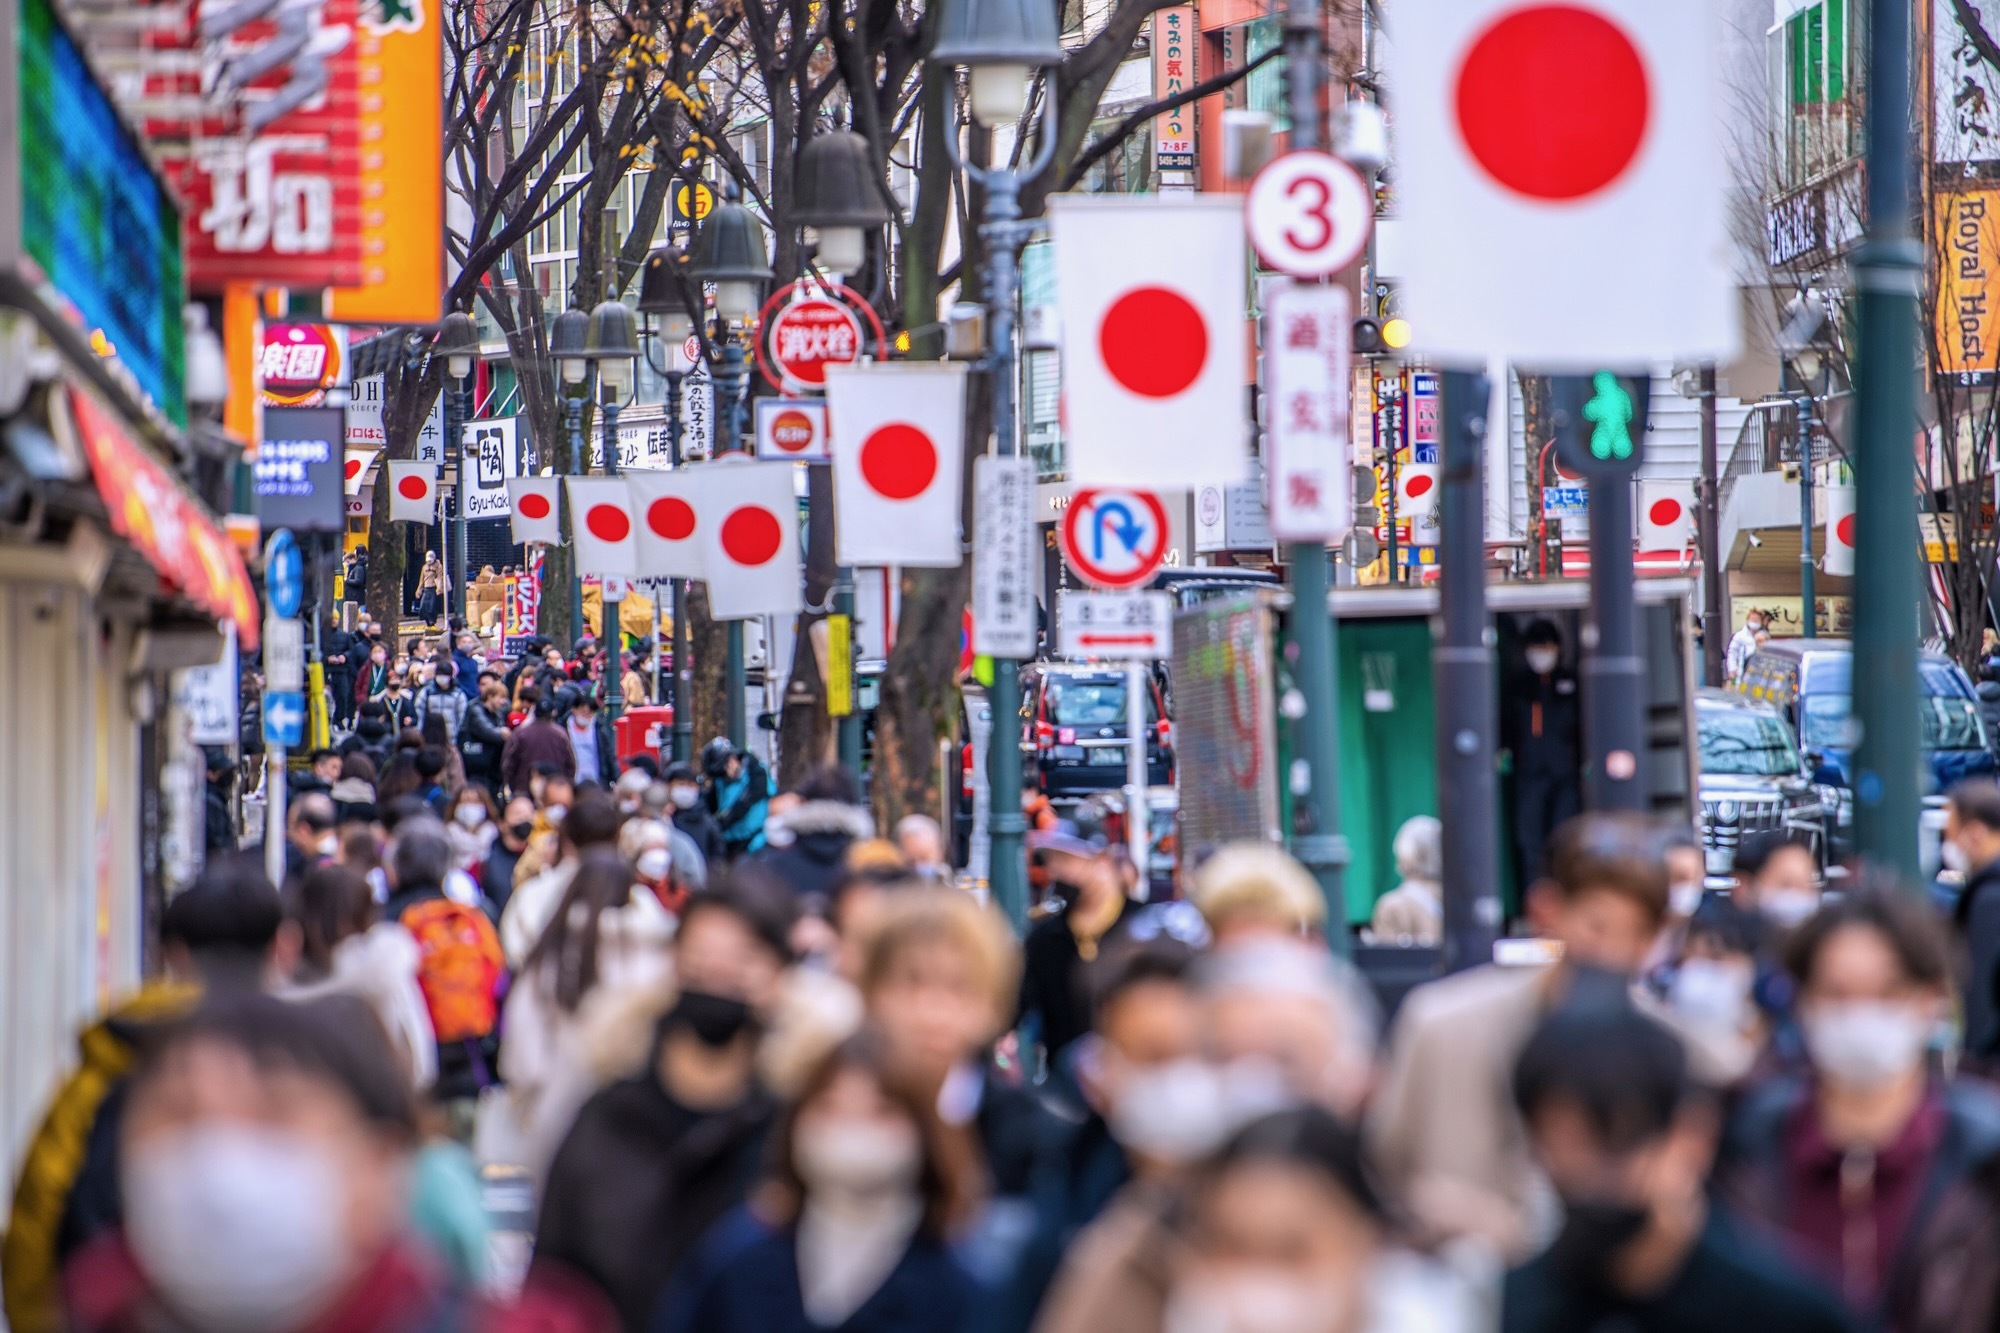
[
  {"x1": 658, "y1": 1034, "x2": 981, "y2": 1333},
  {"x1": 1712, "y1": 885, "x2": 2000, "y2": 1325},
  {"x1": 1503, "y1": 997, "x2": 1850, "y2": 1332},
  {"x1": 1370, "y1": 813, "x2": 1674, "y2": 1259},
  {"x1": 1946, "y1": 780, "x2": 2000, "y2": 1073}
]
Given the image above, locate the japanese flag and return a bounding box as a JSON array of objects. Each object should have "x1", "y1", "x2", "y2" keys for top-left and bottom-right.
[
  {"x1": 507, "y1": 477, "x2": 562, "y2": 546},
  {"x1": 1638, "y1": 480, "x2": 1696, "y2": 553},
  {"x1": 1051, "y1": 195, "x2": 1249, "y2": 487},
  {"x1": 344, "y1": 447, "x2": 380, "y2": 496},
  {"x1": 565, "y1": 478, "x2": 638, "y2": 577},
  {"x1": 701, "y1": 462, "x2": 801, "y2": 620},
  {"x1": 825, "y1": 362, "x2": 968, "y2": 567},
  {"x1": 1823, "y1": 486, "x2": 1856, "y2": 577},
  {"x1": 1391, "y1": 0, "x2": 1738, "y2": 366},
  {"x1": 388, "y1": 461, "x2": 438, "y2": 525},
  {"x1": 627, "y1": 470, "x2": 708, "y2": 579},
  {"x1": 1395, "y1": 463, "x2": 1441, "y2": 520}
]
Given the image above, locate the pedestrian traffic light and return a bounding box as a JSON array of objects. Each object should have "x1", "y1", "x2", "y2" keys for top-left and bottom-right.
[
  {"x1": 1353, "y1": 318, "x2": 1384, "y2": 354},
  {"x1": 1551, "y1": 370, "x2": 1651, "y2": 476}
]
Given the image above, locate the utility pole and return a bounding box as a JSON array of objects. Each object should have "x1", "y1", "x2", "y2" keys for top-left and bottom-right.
[
  {"x1": 1796, "y1": 393, "x2": 1817, "y2": 639},
  {"x1": 1851, "y1": 0, "x2": 1923, "y2": 880},
  {"x1": 1697, "y1": 365, "x2": 1724, "y2": 686},
  {"x1": 1282, "y1": 0, "x2": 1350, "y2": 950},
  {"x1": 1434, "y1": 370, "x2": 1499, "y2": 971}
]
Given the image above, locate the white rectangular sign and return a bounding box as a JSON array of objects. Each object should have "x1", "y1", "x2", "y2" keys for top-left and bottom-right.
[
  {"x1": 756, "y1": 398, "x2": 831, "y2": 462},
  {"x1": 1058, "y1": 590, "x2": 1173, "y2": 660},
  {"x1": 1264, "y1": 284, "x2": 1354, "y2": 542},
  {"x1": 175, "y1": 621, "x2": 240, "y2": 745},
  {"x1": 263, "y1": 618, "x2": 304, "y2": 692},
  {"x1": 972, "y1": 456, "x2": 1039, "y2": 658},
  {"x1": 461, "y1": 417, "x2": 520, "y2": 520}
]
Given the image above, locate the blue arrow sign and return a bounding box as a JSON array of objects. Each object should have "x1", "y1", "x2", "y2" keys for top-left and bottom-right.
[
  {"x1": 264, "y1": 529, "x2": 303, "y2": 620},
  {"x1": 262, "y1": 690, "x2": 305, "y2": 747}
]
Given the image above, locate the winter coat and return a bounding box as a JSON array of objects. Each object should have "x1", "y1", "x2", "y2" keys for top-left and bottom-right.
[
  {"x1": 708, "y1": 755, "x2": 772, "y2": 857},
  {"x1": 419, "y1": 684, "x2": 470, "y2": 742},
  {"x1": 280, "y1": 923, "x2": 438, "y2": 1089},
  {"x1": 565, "y1": 713, "x2": 620, "y2": 787},
  {"x1": 1958, "y1": 857, "x2": 2000, "y2": 1064},
  {"x1": 462, "y1": 703, "x2": 509, "y2": 784},
  {"x1": 1367, "y1": 876, "x2": 1443, "y2": 947},
  {"x1": 991, "y1": 1112, "x2": 1133, "y2": 1333},
  {"x1": 536, "y1": 1077, "x2": 777, "y2": 1333},
  {"x1": 750, "y1": 801, "x2": 874, "y2": 897},
  {"x1": 456, "y1": 650, "x2": 485, "y2": 700},
  {"x1": 484, "y1": 838, "x2": 528, "y2": 911},
  {"x1": 656, "y1": 1209, "x2": 977, "y2": 1333},
  {"x1": 503, "y1": 720, "x2": 576, "y2": 796},
  {"x1": 672, "y1": 804, "x2": 726, "y2": 867}
]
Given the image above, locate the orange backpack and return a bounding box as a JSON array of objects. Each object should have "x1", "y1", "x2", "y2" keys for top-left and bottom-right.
[{"x1": 398, "y1": 898, "x2": 504, "y2": 1043}]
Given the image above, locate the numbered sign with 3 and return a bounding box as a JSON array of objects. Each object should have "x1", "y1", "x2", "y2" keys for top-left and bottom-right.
[{"x1": 1246, "y1": 150, "x2": 1374, "y2": 279}]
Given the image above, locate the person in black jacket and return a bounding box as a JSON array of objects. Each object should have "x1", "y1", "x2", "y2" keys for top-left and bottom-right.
[
  {"x1": 323, "y1": 624, "x2": 359, "y2": 727},
  {"x1": 664, "y1": 763, "x2": 725, "y2": 866},
  {"x1": 751, "y1": 765, "x2": 873, "y2": 898},
  {"x1": 1950, "y1": 781, "x2": 2000, "y2": 1072},
  {"x1": 459, "y1": 678, "x2": 511, "y2": 792},
  {"x1": 1501, "y1": 618, "x2": 1583, "y2": 886},
  {"x1": 202, "y1": 748, "x2": 238, "y2": 854}
]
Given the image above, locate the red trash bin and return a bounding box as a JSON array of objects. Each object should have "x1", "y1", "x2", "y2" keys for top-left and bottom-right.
[{"x1": 615, "y1": 705, "x2": 674, "y2": 764}]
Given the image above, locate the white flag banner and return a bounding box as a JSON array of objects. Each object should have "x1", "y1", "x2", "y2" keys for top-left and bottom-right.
[
  {"x1": 344, "y1": 447, "x2": 380, "y2": 496},
  {"x1": 826, "y1": 362, "x2": 968, "y2": 567},
  {"x1": 1264, "y1": 284, "x2": 1353, "y2": 542},
  {"x1": 627, "y1": 469, "x2": 709, "y2": 579},
  {"x1": 507, "y1": 477, "x2": 563, "y2": 545},
  {"x1": 1051, "y1": 195, "x2": 1250, "y2": 486},
  {"x1": 1391, "y1": 0, "x2": 1738, "y2": 365},
  {"x1": 1637, "y1": 479, "x2": 1696, "y2": 552},
  {"x1": 564, "y1": 478, "x2": 638, "y2": 576},
  {"x1": 701, "y1": 462, "x2": 801, "y2": 619},
  {"x1": 388, "y1": 461, "x2": 438, "y2": 525},
  {"x1": 1823, "y1": 485, "x2": 1856, "y2": 577}
]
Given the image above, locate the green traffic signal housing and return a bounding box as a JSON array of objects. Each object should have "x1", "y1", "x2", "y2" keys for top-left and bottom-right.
[{"x1": 1551, "y1": 370, "x2": 1651, "y2": 476}]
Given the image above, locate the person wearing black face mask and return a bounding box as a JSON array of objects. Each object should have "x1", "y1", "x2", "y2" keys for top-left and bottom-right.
[
  {"x1": 532, "y1": 898, "x2": 782, "y2": 1333},
  {"x1": 1503, "y1": 998, "x2": 1852, "y2": 1333},
  {"x1": 481, "y1": 794, "x2": 538, "y2": 914}
]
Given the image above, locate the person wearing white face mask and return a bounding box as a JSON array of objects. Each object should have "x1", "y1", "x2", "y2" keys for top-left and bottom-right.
[
  {"x1": 663, "y1": 761, "x2": 726, "y2": 865},
  {"x1": 1945, "y1": 780, "x2": 2000, "y2": 1072},
  {"x1": 1501, "y1": 619, "x2": 1581, "y2": 887},
  {"x1": 1731, "y1": 831, "x2": 1822, "y2": 933},
  {"x1": 660, "y1": 1036, "x2": 980, "y2": 1333},
  {"x1": 447, "y1": 787, "x2": 499, "y2": 875},
  {"x1": 1713, "y1": 885, "x2": 2000, "y2": 1326}
]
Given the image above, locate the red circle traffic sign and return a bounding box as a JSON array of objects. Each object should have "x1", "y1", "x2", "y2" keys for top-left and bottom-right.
[
  {"x1": 1454, "y1": 5, "x2": 1651, "y2": 201},
  {"x1": 1060, "y1": 488, "x2": 1171, "y2": 589},
  {"x1": 756, "y1": 282, "x2": 886, "y2": 394},
  {"x1": 1246, "y1": 150, "x2": 1374, "y2": 278}
]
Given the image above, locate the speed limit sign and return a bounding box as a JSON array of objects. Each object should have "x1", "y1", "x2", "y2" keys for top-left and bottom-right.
[{"x1": 1246, "y1": 150, "x2": 1373, "y2": 278}]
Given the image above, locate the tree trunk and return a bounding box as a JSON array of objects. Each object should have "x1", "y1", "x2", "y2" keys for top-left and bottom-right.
[
  {"x1": 777, "y1": 465, "x2": 838, "y2": 786},
  {"x1": 367, "y1": 353, "x2": 441, "y2": 633},
  {"x1": 1519, "y1": 373, "x2": 1558, "y2": 573},
  {"x1": 685, "y1": 582, "x2": 734, "y2": 752}
]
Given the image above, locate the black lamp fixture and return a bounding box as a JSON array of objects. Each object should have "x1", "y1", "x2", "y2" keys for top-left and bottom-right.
[
  {"x1": 586, "y1": 291, "x2": 641, "y2": 401},
  {"x1": 435, "y1": 308, "x2": 481, "y2": 381},
  {"x1": 550, "y1": 308, "x2": 592, "y2": 393},
  {"x1": 638, "y1": 246, "x2": 699, "y2": 352},
  {"x1": 686, "y1": 192, "x2": 775, "y2": 323},
  {"x1": 931, "y1": 0, "x2": 1062, "y2": 126},
  {"x1": 795, "y1": 130, "x2": 894, "y2": 276}
]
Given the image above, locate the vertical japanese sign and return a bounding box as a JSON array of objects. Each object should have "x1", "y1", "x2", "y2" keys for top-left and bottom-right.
[
  {"x1": 1153, "y1": 8, "x2": 1196, "y2": 171},
  {"x1": 972, "y1": 456, "x2": 1039, "y2": 658},
  {"x1": 329, "y1": 0, "x2": 445, "y2": 322},
  {"x1": 1265, "y1": 285, "x2": 1353, "y2": 542},
  {"x1": 1936, "y1": 0, "x2": 2000, "y2": 170},
  {"x1": 461, "y1": 418, "x2": 520, "y2": 519},
  {"x1": 1935, "y1": 187, "x2": 2000, "y2": 384},
  {"x1": 1408, "y1": 372, "x2": 1441, "y2": 463}
]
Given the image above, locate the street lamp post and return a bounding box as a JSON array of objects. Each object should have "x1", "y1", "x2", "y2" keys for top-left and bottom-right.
[
  {"x1": 551, "y1": 308, "x2": 592, "y2": 649},
  {"x1": 796, "y1": 129, "x2": 895, "y2": 773},
  {"x1": 435, "y1": 310, "x2": 481, "y2": 623},
  {"x1": 688, "y1": 195, "x2": 774, "y2": 751},
  {"x1": 934, "y1": 0, "x2": 1063, "y2": 933},
  {"x1": 639, "y1": 246, "x2": 701, "y2": 764},
  {"x1": 587, "y1": 266, "x2": 642, "y2": 719}
]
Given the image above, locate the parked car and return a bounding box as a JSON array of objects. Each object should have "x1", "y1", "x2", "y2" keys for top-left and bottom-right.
[
  {"x1": 1022, "y1": 661, "x2": 1173, "y2": 802},
  {"x1": 1693, "y1": 689, "x2": 1834, "y2": 881}
]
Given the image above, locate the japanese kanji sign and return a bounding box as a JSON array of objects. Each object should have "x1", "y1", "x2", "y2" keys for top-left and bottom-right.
[
  {"x1": 973, "y1": 456, "x2": 1039, "y2": 658},
  {"x1": 1153, "y1": 8, "x2": 1196, "y2": 171},
  {"x1": 1264, "y1": 284, "x2": 1353, "y2": 543},
  {"x1": 461, "y1": 418, "x2": 520, "y2": 520},
  {"x1": 757, "y1": 283, "x2": 884, "y2": 394}
]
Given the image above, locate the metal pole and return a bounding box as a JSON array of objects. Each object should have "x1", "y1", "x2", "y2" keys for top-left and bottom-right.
[
  {"x1": 1125, "y1": 658, "x2": 1150, "y2": 889},
  {"x1": 1434, "y1": 370, "x2": 1499, "y2": 972},
  {"x1": 602, "y1": 397, "x2": 624, "y2": 717},
  {"x1": 835, "y1": 568, "x2": 862, "y2": 771},
  {"x1": 666, "y1": 369, "x2": 692, "y2": 761},
  {"x1": 1797, "y1": 396, "x2": 1817, "y2": 638},
  {"x1": 566, "y1": 395, "x2": 585, "y2": 650},
  {"x1": 1281, "y1": 0, "x2": 1349, "y2": 949},
  {"x1": 1698, "y1": 365, "x2": 1724, "y2": 686},
  {"x1": 1584, "y1": 473, "x2": 1647, "y2": 811},
  {"x1": 1852, "y1": 0, "x2": 1922, "y2": 881},
  {"x1": 452, "y1": 380, "x2": 473, "y2": 621},
  {"x1": 264, "y1": 746, "x2": 286, "y2": 889},
  {"x1": 983, "y1": 168, "x2": 1030, "y2": 932},
  {"x1": 719, "y1": 332, "x2": 747, "y2": 750}
]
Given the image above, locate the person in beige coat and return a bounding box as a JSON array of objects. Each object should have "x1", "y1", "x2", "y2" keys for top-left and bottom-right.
[{"x1": 1366, "y1": 815, "x2": 1443, "y2": 947}]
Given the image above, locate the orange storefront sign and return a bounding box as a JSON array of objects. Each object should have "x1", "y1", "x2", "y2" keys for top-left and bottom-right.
[{"x1": 68, "y1": 387, "x2": 261, "y2": 649}]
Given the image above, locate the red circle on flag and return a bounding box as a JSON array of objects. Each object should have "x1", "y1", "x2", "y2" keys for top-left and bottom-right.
[
  {"x1": 721, "y1": 507, "x2": 782, "y2": 566},
  {"x1": 518, "y1": 492, "x2": 551, "y2": 520},
  {"x1": 1099, "y1": 287, "x2": 1207, "y2": 398},
  {"x1": 586, "y1": 504, "x2": 631, "y2": 543},
  {"x1": 1836, "y1": 513, "x2": 1856, "y2": 547},
  {"x1": 859, "y1": 425, "x2": 938, "y2": 500},
  {"x1": 1405, "y1": 474, "x2": 1435, "y2": 500},
  {"x1": 345, "y1": 458, "x2": 362, "y2": 480},
  {"x1": 1648, "y1": 498, "x2": 1683, "y2": 526},
  {"x1": 397, "y1": 475, "x2": 429, "y2": 500},
  {"x1": 1453, "y1": 5, "x2": 1651, "y2": 202},
  {"x1": 649, "y1": 497, "x2": 696, "y2": 541}
]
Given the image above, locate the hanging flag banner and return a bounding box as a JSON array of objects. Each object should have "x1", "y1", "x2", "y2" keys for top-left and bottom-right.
[
  {"x1": 461, "y1": 418, "x2": 521, "y2": 520},
  {"x1": 1637, "y1": 479, "x2": 1696, "y2": 553},
  {"x1": 1823, "y1": 485, "x2": 1857, "y2": 577},
  {"x1": 388, "y1": 461, "x2": 439, "y2": 525},
  {"x1": 565, "y1": 478, "x2": 639, "y2": 576},
  {"x1": 1392, "y1": 0, "x2": 1737, "y2": 365},
  {"x1": 1264, "y1": 284, "x2": 1353, "y2": 542},
  {"x1": 1051, "y1": 195, "x2": 1250, "y2": 486},
  {"x1": 627, "y1": 470, "x2": 710, "y2": 579},
  {"x1": 344, "y1": 447, "x2": 380, "y2": 495},
  {"x1": 507, "y1": 477, "x2": 562, "y2": 545},
  {"x1": 701, "y1": 462, "x2": 802, "y2": 619},
  {"x1": 825, "y1": 362, "x2": 969, "y2": 567}
]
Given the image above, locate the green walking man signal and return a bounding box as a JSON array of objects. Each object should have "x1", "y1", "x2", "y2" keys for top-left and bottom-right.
[{"x1": 1552, "y1": 370, "x2": 1650, "y2": 477}]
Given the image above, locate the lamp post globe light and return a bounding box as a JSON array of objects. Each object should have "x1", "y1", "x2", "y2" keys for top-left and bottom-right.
[
  {"x1": 551, "y1": 307, "x2": 593, "y2": 648},
  {"x1": 586, "y1": 270, "x2": 643, "y2": 718},
  {"x1": 638, "y1": 246, "x2": 701, "y2": 762},
  {"x1": 795, "y1": 130, "x2": 895, "y2": 278},
  {"x1": 434, "y1": 309, "x2": 483, "y2": 620},
  {"x1": 687, "y1": 194, "x2": 772, "y2": 748},
  {"x1": 929, "y1": 0, "x2": 1059, "y2": 931}
]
